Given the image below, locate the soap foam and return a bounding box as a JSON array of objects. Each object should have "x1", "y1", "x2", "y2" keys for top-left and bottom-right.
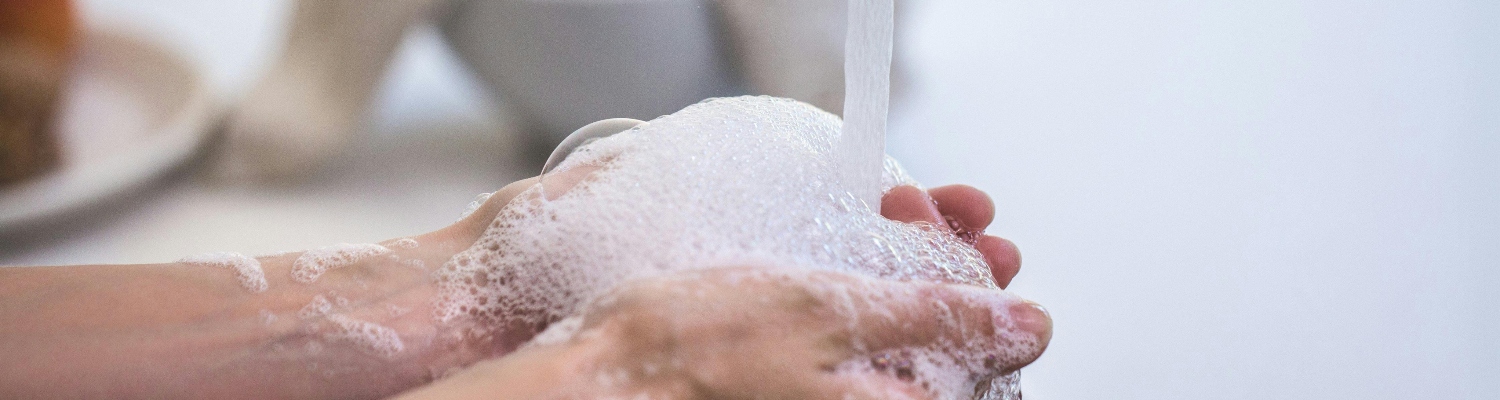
[
  {"x1": 298, "y1": 294, "x2": 334, "y2": 319},
  {"x1": 433, "y1": 96, "x2": 1032, "y2": 399},
  {"x1": 829, "y1": 281, "x2": 1037, "y2": 399},
  {"x1": 178, "y1": 252, "x2": 268, "y2": 293},
  {"x1": 259, "y1": 309, "x2": 278, "y2": 326},
  {"x1": 389, "y1": 238, "x2": 420, "y2": 250},
  {"x1": 292, "y1": 243, "x2": 392, "y2": 283},
  {"x1": 324, "y1": 314, "x2": 405, "y2": 358}
]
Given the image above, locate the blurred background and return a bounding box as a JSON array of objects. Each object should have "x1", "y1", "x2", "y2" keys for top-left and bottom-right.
[{"x1": 1, "y1": 0, "x2": 1496, "y2": 399}]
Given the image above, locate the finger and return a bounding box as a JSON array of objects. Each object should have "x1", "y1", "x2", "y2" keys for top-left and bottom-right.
[
  {"x1": 975, "y1": 235, "x2": 1022, "y2": 289},
  {"x1": 703, "y1": 369, "x2": 921, "y2": 400},
  {"x1": 828, "y1": 275, "x2": 1051, "y2": 373},
  {"x1": 692, "y1": 351, "x2": 921, "y2": 400},
  {"x1": 817, "y1": 373, "x2": 925, "y2": 400},
  {"x1": 927, "y1": 185, "x2": 995, "y2": 231},
  {"x1": 880, "y1": 186, "x2": 944, "y2": 226}
]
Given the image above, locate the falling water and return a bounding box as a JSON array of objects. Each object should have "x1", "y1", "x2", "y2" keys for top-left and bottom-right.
[{"x1": 838, "y1": 0, "x2": 895, "y2": 208}]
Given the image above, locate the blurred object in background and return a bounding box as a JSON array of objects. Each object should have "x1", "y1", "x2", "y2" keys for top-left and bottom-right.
[
  {"x1": 217, "y1": 0, "x2": 443, "y2": 181},
  {"x1": 0, "y1": 0, "x2": 76, "y2": 184},
  {"x1": 0, "y1": 15, "x2": 217, "y2": 233},
  {"x1": 220, "y1": 0, "x2": 900, "y2": 182},
  {"x1": 439, "y1": 0, "x2": 741, "y2": 158}
]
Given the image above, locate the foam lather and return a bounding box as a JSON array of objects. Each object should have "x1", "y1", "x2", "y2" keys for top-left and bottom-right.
[{"x1": 436, "y1": 96, "x2": 1033, "y2": 399}]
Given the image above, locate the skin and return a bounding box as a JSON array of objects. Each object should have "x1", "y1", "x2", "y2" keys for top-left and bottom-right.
[
  {"x1": 394, "y1": 266, "x2": 1050, "y2": 400},
  {"x1": 0, "y1": 166, "x2": 1045, "y2": 399}
]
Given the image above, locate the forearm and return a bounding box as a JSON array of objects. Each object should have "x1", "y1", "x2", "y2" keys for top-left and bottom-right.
[
  {"x1": 0, "y1": 237, "x2": 447, "y2": 398},
  {"x1": 0, "y1": 176, "x2": 557, "y2": 398},
  {"x1": 0, "y1": 262, "x2": 269, "y2": 395}
]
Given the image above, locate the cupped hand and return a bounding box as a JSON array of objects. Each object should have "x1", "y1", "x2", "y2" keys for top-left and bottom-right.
[{"x1": 882, "y1": 185, "x2": 1023, "y2": 289}]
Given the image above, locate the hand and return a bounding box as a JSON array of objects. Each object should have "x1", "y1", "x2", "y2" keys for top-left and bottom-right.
[
  {"x1": 0, "y1": 164, "x2": 1040, "y2": 399},
  {"x1": 411, "y1": 166, "x2": 1038, "y2": 382},
  {"x1": 881, "y1": 184, "x2": 1024, "y2": 288},
  {"x1": 395, "y1": 267, "x2": 1051, "y2": 400}
]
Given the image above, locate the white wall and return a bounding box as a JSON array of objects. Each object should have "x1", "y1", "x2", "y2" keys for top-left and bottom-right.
[{"x1": 890, "y1": 1, "x2": 1498, "y2": 398}]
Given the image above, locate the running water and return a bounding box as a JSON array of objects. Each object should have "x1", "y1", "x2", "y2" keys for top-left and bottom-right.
[{"x1": 838, "y1": 0, "x2": 896, "y2": 208}]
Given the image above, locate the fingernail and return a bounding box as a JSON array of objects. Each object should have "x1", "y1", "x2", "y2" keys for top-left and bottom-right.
[{"x1": 1007, "y1": 301, "x2": 1052, "y2": 340}]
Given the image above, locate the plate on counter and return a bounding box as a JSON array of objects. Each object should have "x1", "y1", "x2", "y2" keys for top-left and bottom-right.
[{"x1": 0, "y1": 25, "x2": 218, "y2": 232}]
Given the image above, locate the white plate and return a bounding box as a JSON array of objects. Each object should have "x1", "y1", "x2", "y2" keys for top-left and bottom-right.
[{"x1": 0, "y1": 25, "x2": 217, "y2": 230}]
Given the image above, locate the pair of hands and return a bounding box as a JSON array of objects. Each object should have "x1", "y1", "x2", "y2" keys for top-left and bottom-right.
[
  {"x1": 390, "y1": 168, "x2": 1051, "y2": 399},
  {"x1": 0, "y1": 162, "x2": 1048, "y2": 400},
  {"x1": 398, "y1": 267, "x2": 1050, "y2": 400}
]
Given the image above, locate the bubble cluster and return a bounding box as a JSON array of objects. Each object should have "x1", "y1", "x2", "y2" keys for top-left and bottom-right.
[
  {"x1": 323, "y1": 314, "x2": 405, "y2": 358},
  {"x1": 178, "y1": 251, "x2": 268, "y2": 293},
  {"x1": 389, "y1": 238, "x2": 419, "y2": 250},
  {"x1": 433, "y1": 96, "x2": 1031, "y2": 398},
  {"x1": 831, "y1": 282, "x2": 1038, "y2": 399},
  {"x1": 258, "y1": 309, "x2": 278, "y2": 326},
  {"x1": 298, "y1": 295, "x2": 333, "y2": 319},
  {"x1": 292, "y1": 243, "x2": 392, "y2": 283}
]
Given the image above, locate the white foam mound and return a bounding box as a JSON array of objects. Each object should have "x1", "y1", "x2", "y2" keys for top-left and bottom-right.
[
  {"x1": 435, "y1": 96, "x2": 1029, "y2": 399},
  {"x1": 292, "y1": 243, "x2": 392, "y2": 283},
  {"x1": 179, "y1": 252, "x2": 268, "y2": 293}
]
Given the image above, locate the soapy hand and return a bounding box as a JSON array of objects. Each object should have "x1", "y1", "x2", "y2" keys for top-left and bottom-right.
[
  {"x1": 881, "y1": 184, "x2": 1024, "y2": 289},
  {"x1": 432, "y1": 160, "x2": 1033, "y2": 349},
  {"x1": 394, "y1": 267, "x2": 1051, "y2": 400},
  {"x1": 259, "y1": 163, "x2": 1038, "y2": 390},
  {"x1": 384, "y1": 163, "x2": 1047, "y2": 399}
]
